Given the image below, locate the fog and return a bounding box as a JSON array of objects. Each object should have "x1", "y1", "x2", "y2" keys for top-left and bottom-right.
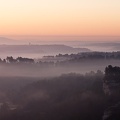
[
  {"x1": 0, "y1": 37, "x2": 120, "y2": 59},
  {"x1": 0, "y1": 37, "x2": 120, "y2": 119},
  {"x1": 0, "y1": 59, "x2": 120, "y2": 77}
]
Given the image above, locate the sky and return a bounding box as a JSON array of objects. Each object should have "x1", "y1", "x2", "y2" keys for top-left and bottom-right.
[{"x1": 0, "y1": 0, "x2": 120, "y2": 39}]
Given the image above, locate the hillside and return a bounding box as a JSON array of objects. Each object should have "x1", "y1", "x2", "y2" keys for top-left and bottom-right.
[
  {"x1": 0, "y1": 44, "x2": 91, "y2": 54},
  {"x1": 0, "y1": 37, "x2": 21, "y2": 44}
]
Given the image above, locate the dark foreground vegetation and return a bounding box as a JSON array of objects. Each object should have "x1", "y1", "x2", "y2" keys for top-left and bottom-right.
[
  {"x1": 0, "y1": 70, "x2": 105, "y2": 120},
  {"x1": 0, "y1": 63, "x2": 120, "y2": 119}
]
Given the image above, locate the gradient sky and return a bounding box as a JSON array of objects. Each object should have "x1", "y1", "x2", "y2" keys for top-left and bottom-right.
[{"x1": 0, "y1": 0, "x2": 120, "y2": 37}]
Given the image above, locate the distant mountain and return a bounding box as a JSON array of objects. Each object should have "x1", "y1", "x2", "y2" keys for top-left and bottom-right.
[
  {"x1": 0, "y1": 44, "x2": 91, "y2": 54},
  {"x1": 0, "y1": 37, "x2": 26, "y2": 45},
  {"x1": 79, "y1": 42, "x2": 120, "y2": 52},
  {"x1": 0, "y1": 37, "x2": 15, "y2": 44}
]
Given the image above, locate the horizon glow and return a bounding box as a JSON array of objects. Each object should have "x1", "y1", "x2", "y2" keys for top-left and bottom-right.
[{"x1": 0, "y1": 0, "x2": 120, "y2": 38}]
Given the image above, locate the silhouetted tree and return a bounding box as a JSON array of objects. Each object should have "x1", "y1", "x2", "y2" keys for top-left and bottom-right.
[{"x1": 6, "y1": 56, "x2": 16, "y2": 63}]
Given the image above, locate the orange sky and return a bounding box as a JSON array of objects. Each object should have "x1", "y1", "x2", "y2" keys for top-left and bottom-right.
[{"x1": 0, "y1": 0, "x2": 120, "y2": 37}]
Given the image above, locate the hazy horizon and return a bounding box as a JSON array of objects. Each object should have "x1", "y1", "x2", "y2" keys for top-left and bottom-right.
[
  {"x1": 0, "y1": 0, "x2": 120, "y2": 37},
  {"x1": 0, "y1": 1, "x2": 120, "y2": 120}
]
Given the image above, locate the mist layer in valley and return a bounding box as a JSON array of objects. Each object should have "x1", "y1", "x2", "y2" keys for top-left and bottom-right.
[
  {"x1": 0, "y1": 66, "x2": 120, "y2": 120},
  {"x1": 0, "y1": 36, "x2": 120, "y2": 59},
  {"x1": 0, "y1": 37, "x2": 120, "y2": 120},
  {"x1": 0, "y1": 52, "x2": 120, "y2": 77}
]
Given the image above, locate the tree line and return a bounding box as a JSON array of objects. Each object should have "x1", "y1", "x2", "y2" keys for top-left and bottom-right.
[{"x1": 0, "y1": 56, "x2": 34, "y2": 64}]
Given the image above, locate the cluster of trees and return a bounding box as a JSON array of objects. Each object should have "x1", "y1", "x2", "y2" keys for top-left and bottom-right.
[
  {"x1": 104, "y1": 65, "x2": 120, "y2": 101},
  {"x1": 0, "y1": 65, "x2": 120, "y2": 120},
  {"x1": 56, "y1": 51, "x2": 120, "y2": 60},
  {"x1": 104, "y1": 65, "x2": 120, "y2": 84},
  {"x1": 0, "y1": 56, "x2": 34, "y2": 64},
  {"x1": 0, "y1": 54, "x2": 120, "y2": 120},
  {"x1": 0, "y1": 71, "x2": 106, "y2": 120},
  {"x1": 1, "y1": 51, "x2": 120, "y2": 65},
  {"x1": 105, "y1": 65, "x2": 120, "y2": 76},
  {"x1": 103, "y1": 65, "x2": 120, "y2": 120}
]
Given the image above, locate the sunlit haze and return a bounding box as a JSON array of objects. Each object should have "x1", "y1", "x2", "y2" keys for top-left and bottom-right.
[{"x1": 0, "y1": 0, "x2": 120, "y2": 38}]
